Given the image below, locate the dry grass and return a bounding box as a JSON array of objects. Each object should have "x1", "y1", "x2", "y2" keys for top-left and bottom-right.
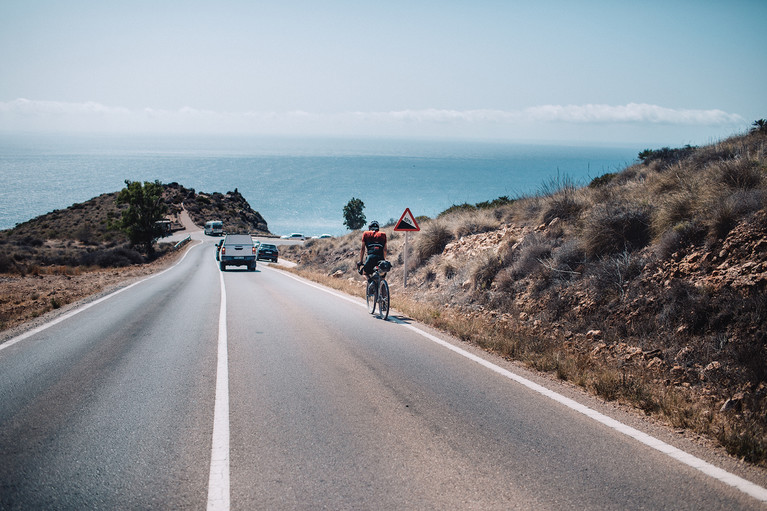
[
  {"x1": 413, "y1": 221, "x2": 453, "y2": 266},
  {"x1": 0, "y1": 248, "x2": 182, "y2": 334}
]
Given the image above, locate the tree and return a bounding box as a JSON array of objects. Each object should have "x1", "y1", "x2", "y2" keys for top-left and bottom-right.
[
  {"x1": 116, "y1": 180, "x2": 168, "y2": 253},
  {"x1": 751, "y1": 119, "x2": 767, "y2": 134},
  {"x1": 342, "y1": 197, "x2": 366, "y2": 230}
]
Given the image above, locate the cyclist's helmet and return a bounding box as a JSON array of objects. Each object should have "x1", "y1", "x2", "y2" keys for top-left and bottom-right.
[{"x1": 368, "y1": 221, "x2": 379, "y2": 232}]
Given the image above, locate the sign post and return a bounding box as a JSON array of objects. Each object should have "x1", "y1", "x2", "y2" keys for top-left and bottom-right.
[{"x1": 393, "y1": 208, "x2": 420, "y2": 287}]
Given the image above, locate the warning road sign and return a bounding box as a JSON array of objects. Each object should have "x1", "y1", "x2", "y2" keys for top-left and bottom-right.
[{"x1": 394, "y1": 208, "x2": 420, "y2": 232}]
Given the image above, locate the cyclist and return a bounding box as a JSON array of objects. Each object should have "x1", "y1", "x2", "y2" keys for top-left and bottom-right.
[{"x1": 358, "y1": 220, "x2": 387, "y2": 277}]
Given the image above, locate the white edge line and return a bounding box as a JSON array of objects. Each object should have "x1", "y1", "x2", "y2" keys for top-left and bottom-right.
[
  {"x1": 0, "y1": 240, "x2": 201, "y2": 353},
  {"x1": 272, "y1": 266, "x2": 767, "y2": 504},
  {"x1": 207, "y1": 264, "x2": 230, "y2": 511}
]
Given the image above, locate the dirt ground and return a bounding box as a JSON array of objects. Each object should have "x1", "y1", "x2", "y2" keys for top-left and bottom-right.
[{"x1": 0, "y1": 249, "x2": 187, "y2": 342}]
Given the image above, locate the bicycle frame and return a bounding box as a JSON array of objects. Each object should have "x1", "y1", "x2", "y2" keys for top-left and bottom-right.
[{"x1": 365, "y1": 267, "x2": 390, "y2": 320}]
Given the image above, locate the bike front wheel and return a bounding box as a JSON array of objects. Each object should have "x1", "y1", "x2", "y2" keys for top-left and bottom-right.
[
  {"x1": 378, "y1": 280, "x2": 390, "y2": 320},
  {"x1": 366, "y1": 280, "x2": 378, "y2": 314}
]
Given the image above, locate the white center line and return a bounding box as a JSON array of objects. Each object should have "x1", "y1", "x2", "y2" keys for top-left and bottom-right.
[{"x1": 207, "y1": 267, "x2": 230, "y2": 511}]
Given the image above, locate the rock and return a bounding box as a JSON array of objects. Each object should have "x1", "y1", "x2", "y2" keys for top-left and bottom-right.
[
  {"x1": 720, "y1": 392, "x2": 744, "y2": 412},
  {"x1": 624, "y1": 346, "x2": 643, "y2": 360},
  {"x1": 586, "y1": 329, "x2": 602, "y2": 340},
  {"x1": 331, "y1": 270, "x2": 344, "y2": 278},
  {"x1": 704, "y1": 361, "x2": 721, "y2": 372},
  {"x1": 643, "y1": 349, "x2": 663, "y2": 360}
]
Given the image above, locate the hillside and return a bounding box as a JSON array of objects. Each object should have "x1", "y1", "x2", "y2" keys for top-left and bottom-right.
[
  {"x1": 0, "y1": 182, "x2": 269, "y2": 274},
  {"x1": 283, "y1": 126, "x2": 767, "y2": 466},
  {"x1": 0, "y1": 182, "x2": 269, "y2": 331}
]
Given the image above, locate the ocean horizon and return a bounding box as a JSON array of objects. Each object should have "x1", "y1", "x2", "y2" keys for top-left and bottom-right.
[{"x1": 0, "y1": 134, "x2": 645, "y2": 236}]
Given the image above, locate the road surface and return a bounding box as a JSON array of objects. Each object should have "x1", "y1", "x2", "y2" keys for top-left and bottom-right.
[{"x1": 1, "y1": 235, "x2": 766, "y2": 510}]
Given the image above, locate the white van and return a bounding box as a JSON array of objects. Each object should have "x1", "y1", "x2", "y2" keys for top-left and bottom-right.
[{"x1": 204, "y1": 220, "x2": 224, "y2": 236}]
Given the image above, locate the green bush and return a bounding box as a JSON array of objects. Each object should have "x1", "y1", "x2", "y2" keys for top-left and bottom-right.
[{"x1": 638, "y1": 145, "x2": 696, "y2": 167}]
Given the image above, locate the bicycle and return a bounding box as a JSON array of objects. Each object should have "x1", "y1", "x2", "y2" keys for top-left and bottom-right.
[{"x1": 360, "y1": 260, "x2": 391, "y2": 320}]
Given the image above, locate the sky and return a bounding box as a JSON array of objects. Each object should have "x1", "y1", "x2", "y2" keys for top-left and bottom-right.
[{"x1": 0, "y1": 0, "x2": 765, "y2": 146}]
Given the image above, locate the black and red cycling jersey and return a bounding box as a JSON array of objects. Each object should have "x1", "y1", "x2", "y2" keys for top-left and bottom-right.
[{"x1": 362, "y1": 230, "x2": 387, "y2": 256}]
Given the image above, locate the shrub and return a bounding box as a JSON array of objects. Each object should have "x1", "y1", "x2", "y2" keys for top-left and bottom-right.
[
  {"x1": 715, "y1": 158, "x2": 762, "y2": 190},
  {"x1": 541, "y1": 189, "x2": 583, "y2": 224},
  {"x1": 439, "y1": 203, "x2": 476, "y2": 217},
  {"x1": 707, "y1": 190, "x2": 765, "y2": 242},
  {"x1": 475, "y1": 196, "x2": 515, "y2": 209},
  {"x1": 470, "y1": 250, "x2": 504, "y2": 289},
  {"x1": 0, "y1": 253, "x2": 14, "y2": 273},
  {"x1": 80, "y1": 246, "x2": 145, "y2": 268},
  {"x1": 510, "y1": 234, "x2": 553, "y2": 278},
  {"x1": 657, "y1": 281, "x2": 713, "y2": 334},
  {"x1": 414, "y1": 222, "x2": 453, "y2": 265},
  {"x1": 589, "y1": 172, "x2": 617, "y2": 188},
  {"x1": 583, "y1": 202, "x2": 652, "y2": 259},
  {"x1": 588, "y1": 251, "x2": 645, "y2": 300},
  {"x1": 652, "y1": 189, "x2": 698, "y2": 237},
  {"x1": 656, "y1": 221, "x2": 707, "y2": 259},
  {"x1": 449, "y1": 210, "x2": 501, "y2": 238},
  {"x1": 638, "y1": 145, "x2": 697, "y2": 167},
  {"x1": 21, "y1": 236, "x2": 44, "y2": 247},
  {"x1": 439, "y1": 259, "x2": 457, "y2": 280},
  {"x1": 550, "y1": 240, "x2": 585, "y2": 277},
  {"x1": 750, "y1": 119, "x2": 767, "y2": 134},
  {"x1": 438, "y1": 196, "x2": 514, "y2": 217}
]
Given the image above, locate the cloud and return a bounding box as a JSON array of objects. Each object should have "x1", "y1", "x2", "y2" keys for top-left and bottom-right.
[
  {"x1": 522, "y1": 103, "x2": 744, "y2": 125},
  {"x1": 0, "y1": 98, "x2": 131, "y2": 116},
  {"x1": 361, "y1": 104, "x2": 744, "y2": 125},
  {"x1": 0, "y1": 99, "x2": 746, "y2": 141}
]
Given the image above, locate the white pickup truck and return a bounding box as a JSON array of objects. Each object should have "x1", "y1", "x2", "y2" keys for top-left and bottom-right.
[{"x1": 218, "y1": 234, "x2": 257, "y2": 271}]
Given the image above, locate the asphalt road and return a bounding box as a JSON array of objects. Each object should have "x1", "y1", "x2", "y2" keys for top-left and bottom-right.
[{"x1": 1, "y1": 236, "x2": 766, "y2": 510}]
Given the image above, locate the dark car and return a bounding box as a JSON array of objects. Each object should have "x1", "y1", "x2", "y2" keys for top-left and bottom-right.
[{"x1": 257, "y1": 243, "x2": 278, "y2": 262}]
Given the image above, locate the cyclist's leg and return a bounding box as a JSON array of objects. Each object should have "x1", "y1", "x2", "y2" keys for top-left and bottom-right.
[{"x1": 363, "y1": 254, "x2": 380, "y2": 275}]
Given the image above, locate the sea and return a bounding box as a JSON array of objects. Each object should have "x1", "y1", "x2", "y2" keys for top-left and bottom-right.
[{"x1": 0, "y1": 134, "x2": 644, "y2": 237}]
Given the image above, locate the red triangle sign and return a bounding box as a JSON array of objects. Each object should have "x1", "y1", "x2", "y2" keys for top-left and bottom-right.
[{"x1": 394, "y1": 208, "x2": 420, "y2": 231}]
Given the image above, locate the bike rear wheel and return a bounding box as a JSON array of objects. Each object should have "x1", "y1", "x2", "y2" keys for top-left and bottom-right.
[
  {"x1": 366, "y1": 279, "x2": 378, "y2": 314},
  {"x1": 378, "y1": 280, "x2": 390, "y2": 320}
]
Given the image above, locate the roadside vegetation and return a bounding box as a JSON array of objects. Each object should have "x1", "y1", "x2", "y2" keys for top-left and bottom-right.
[
  {"x1": 0, "y1": 182, "x2": 269, "y2": 330},
  {"x1": 0, "y1": 182, "x2": 268, "y2": 276},
  {"x1": 283, "y1": 123, "x2": 767, "y2": 466}
]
